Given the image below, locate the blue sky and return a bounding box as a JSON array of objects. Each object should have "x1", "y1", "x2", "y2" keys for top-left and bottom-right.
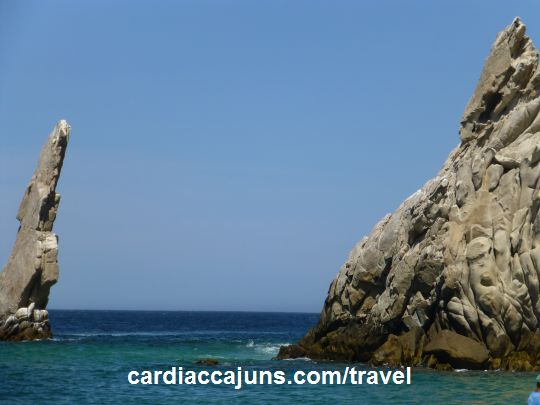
[{"x1": 1, "y1": 1, "x2": 540, "y2": 312}]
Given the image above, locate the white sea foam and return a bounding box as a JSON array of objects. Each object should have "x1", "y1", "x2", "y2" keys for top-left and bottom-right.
[
  {"x1": 245, "y1": 341, "x2": 291, "y2": 356},
  {"x1": 281, "y1": 357, "x2": 312, "y2": 361},
  {"x1": 255, "y1": 345, "x2": 281, "y2": 354}
]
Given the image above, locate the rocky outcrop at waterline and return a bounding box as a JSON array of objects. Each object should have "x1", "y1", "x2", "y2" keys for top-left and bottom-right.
[
  {"x1": 278, "y1": 18, "x2": 540, "y2": 371},
  {"x1": 0, "y1": 120, "x2": 70, "y2": 341}
]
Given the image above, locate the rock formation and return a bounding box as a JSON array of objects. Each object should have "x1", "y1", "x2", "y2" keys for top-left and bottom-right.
[
  {"x1": 0, "y1": 120, "x2": 70, "y2": 341},
  {"x1": 278, "y1": 18, "x2": 540, "y2": 371}
]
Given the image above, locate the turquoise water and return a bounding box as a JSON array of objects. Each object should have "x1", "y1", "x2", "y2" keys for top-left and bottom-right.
[{"x1": 0, "y1": 310, "x2": 535, "y2": 404}]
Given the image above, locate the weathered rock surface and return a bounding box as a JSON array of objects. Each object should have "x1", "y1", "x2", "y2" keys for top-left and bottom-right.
[
  {"x1": 0, "y1": 120, "x2": 70, "y2": 341},
  {"x1": 278, "y1": 18, "x2": 540, "y2": 370},
  {"x1": 423, "y1": 330, "x2": 489, "y2": 370}
]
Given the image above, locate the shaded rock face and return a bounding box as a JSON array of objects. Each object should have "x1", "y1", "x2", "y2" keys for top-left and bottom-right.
[
  {"x1": 278, "y1": 18, "x2": 540, "y2": 371},
  {"x1": 0, "y1": 120, "x2": 70, "y2": 341},
  {"x1": 423, "y1": 330, "x2": 489, "y2": 370}
]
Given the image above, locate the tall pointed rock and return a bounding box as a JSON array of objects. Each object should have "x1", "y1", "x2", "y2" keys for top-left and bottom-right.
[
  {"x1": 279, "y1": 18, "x2": 540, "y2": 371},
  {"x1": 0, "y1": 120, "x2": 70, "y2": 341}
]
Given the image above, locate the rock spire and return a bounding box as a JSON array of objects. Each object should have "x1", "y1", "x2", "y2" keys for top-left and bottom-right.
[
  {"x1": 278, "y1": 18, "x2": 540, "y2": 371},
  {"x1": 0, "y1": 120, "x2": 70, "y2": 341}
]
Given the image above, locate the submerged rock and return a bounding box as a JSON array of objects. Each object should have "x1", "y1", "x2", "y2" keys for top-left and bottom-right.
[
  {"x1": 195, "y1": 358, "x2": 220, "y2": 366},
  {"x1": 278, "y1": 18, "x2": 540, "y2": 370},
  {"x1": 0, "y1": 120, "x2": 70, "y2": 341}
]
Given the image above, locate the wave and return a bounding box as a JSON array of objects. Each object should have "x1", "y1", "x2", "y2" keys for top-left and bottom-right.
[
  {"x1": 62, "y1": 331, "x2": 188, "y2": 337},
  {"x1": 245, "y1": 341, "x2": 290, "y2": 355},
  {"x1": 53, "y1": 333, "x2": 291, "y2": 360},
  {"x1": 55, "y1": 330, "x2": 290, "y2": 338},
  {"x1": 281, "y1": 357, "x2": 312, "y2": 361},
  {"x1": 52, "y1": 333, "x2": 291, "y2": 349}
]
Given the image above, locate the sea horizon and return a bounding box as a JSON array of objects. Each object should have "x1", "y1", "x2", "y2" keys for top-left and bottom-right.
[{"x1": 45, "y1": 308, "x2": 320, "y2": 315}]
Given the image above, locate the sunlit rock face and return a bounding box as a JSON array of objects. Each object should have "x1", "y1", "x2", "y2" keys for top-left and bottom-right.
[
  {"x1": 0, "y1": 120, "x2": 70, "y2": 341},
  {"x1": 279, "y1": 18, "x2": 540, "y2": 371}
]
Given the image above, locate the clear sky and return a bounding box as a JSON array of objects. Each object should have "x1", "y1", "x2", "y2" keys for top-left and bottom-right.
[{"x1": 1, "y1": 1, "x2": 540, "y2": 312}]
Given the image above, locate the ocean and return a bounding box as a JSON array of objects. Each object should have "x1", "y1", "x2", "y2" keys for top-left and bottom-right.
[{"x1": 0, "y1": 310, "x2": 535, "y2": 404}]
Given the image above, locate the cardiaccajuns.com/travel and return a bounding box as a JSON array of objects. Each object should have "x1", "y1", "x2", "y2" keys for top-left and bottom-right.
[{"x1": 128, "y1": 366, "x2": 413, "y2": 389}]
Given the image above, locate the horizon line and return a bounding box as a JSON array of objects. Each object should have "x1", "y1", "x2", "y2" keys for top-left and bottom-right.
[{"x1": 46, "y1": 308, "x2": 320, "y2": 315}]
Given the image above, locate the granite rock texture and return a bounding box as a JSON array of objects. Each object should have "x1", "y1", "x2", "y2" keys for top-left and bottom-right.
[
  {"x1": 0, "y1": 120, "x2": 70, "y2": 341},
  {"x1": 278, "y1": 18, "x2": 540, "y2": 370}
]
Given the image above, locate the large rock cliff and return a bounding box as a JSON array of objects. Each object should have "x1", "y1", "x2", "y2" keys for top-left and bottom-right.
[
  {"x1": 0, "y1": 120, "x2": 70, "y2": 341},
  {"x1": 278, "y1": 18, "x2": 540, "y2": 371}
]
